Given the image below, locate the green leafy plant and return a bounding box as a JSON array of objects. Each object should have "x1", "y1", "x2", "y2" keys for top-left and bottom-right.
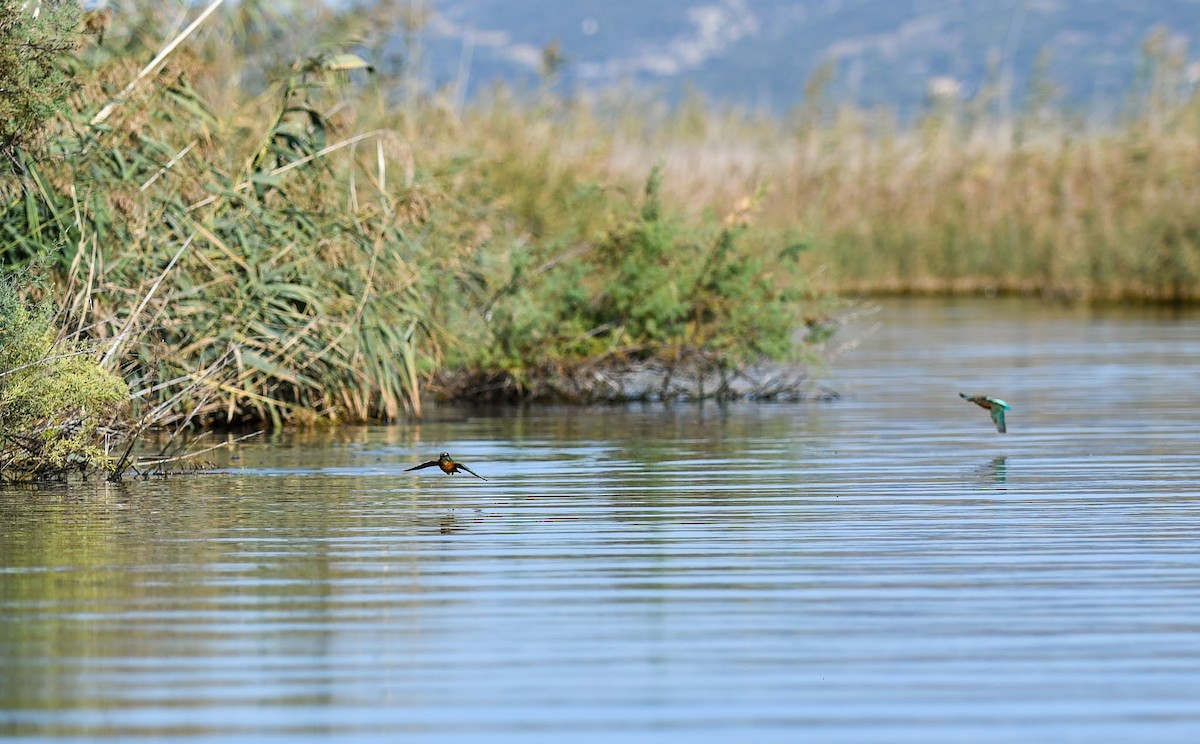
[
  {"x1": 0, "y1": 272, "x2": 128, "y2": 481},
  {"x1": 0, "y1": 0, "x2": 79, "y2": 168},
  {"x1": 442, "y1": 168, "x2": 807, "y2": 400}
]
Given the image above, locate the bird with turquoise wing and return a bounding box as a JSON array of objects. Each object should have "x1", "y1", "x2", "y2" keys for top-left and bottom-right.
[{"x1": 959, "y1": 393, "x2": 1010, "y2": 433}]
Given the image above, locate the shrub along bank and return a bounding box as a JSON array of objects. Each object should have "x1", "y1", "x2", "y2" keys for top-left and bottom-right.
[{"x1": 0, "y1": 2, "x2": 817, "y2": 479}]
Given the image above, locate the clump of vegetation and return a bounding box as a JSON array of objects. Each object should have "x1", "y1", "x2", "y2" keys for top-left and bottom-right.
[
  {"x1": 443, "y1": 170, "x2": 808, "y2": 400},
  {"x1": 0, "y1": 1, "x2": 824, "y2": 431},
  {"x1": 0, "y1": 272, "x2": 128, "y2": 481}
]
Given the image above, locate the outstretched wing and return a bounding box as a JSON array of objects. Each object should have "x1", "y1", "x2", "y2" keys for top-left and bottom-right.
[
  {"x1": 990, "y1": 406, "x2": 1007, "y2": 433},
  {"x1": 405, "y1": 460, "x2": 440, "y2": 472},
  {"x1": 455, "y1": 463, "x2": 488, "y2": 481}
]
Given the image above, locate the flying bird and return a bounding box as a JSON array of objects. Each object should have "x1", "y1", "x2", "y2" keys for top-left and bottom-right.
[
  {"x1": 959, "y1": 393, "x2": 1011, "y2": 433},
  {"x1": 405, "y1": 452, "x2": 487, "y2": 480}
]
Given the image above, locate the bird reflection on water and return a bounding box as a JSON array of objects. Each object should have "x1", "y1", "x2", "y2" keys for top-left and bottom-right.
[{"x1": 975, "y1": 455, "x2": 1008, "y2": 489}]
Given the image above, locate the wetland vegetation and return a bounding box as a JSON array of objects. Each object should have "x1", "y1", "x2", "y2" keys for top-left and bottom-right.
[{"x1": 2, "y1": 1, "x2": 1198, "y2": 478}]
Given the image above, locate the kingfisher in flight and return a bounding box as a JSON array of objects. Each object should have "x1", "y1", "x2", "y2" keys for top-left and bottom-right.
[
  {"x1": 959, "y1": 393, "x2": 1011, "y2": 433},
  {"x1": 405, "y1": 452, "x2": 488, "y2": 480}
]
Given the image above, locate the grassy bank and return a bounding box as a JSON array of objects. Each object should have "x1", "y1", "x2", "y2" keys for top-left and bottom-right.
[
  {"x1": 0, "y1": 0, "x2": 817, "y2": 460},
  {"x1": 3, "y1": 3, "x2": 1198, "y2": 464}
]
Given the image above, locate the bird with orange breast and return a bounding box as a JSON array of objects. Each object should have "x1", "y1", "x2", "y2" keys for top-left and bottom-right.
[
  {"x1": 959, "y1": 393, "x2": 1011, "y2": 433},
  {"x1": 405, "y1": 452, "x2": 487, "y2": 481}
]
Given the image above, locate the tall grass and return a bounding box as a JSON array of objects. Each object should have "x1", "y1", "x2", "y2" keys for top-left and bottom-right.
[
  {"x1": 5, "y1": 62, "x2": 438, "y2": 426},
  {"x1": 604, "y1": 37, "x2": 1200, "y2": 302},
  {"x1": 1, "y1": 1, "x2": 820, "y2": 432},
  {"x1": 2, "y1": 3, "x2": 454, "y2": 428}
]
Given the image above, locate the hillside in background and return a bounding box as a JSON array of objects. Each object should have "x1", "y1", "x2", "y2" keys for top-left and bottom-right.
[{"x1": 415, "y1": 0, "x2": 1200, "y2": 116}]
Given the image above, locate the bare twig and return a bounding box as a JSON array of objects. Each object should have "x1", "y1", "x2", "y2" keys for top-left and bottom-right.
[
  {"x1": 108, "y1": 436, "x2": 140, "y2": 482},
  {"x1": 135, "y1": 430, "x2": 262, "y2": 468}
]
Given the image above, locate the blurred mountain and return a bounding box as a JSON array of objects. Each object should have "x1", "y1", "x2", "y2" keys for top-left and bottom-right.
[{"x1": 414, "y1": 0, "x2": 1200, "y2": 116}]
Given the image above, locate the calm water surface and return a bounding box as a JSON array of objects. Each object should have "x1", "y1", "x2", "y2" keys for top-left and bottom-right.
[{"x1": 3, "y1": 298, "x2": 1200, "y2": 742}]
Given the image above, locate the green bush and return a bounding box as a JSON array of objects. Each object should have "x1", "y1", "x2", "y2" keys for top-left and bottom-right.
[
  {"x1": 0, "y1": 0, "x2": 79, "y2": 166},
  {"x1": 447, "y1": 168, "x2": 806, "y2": 397},
  {"x1": 0, "y1": 272, "x2": 128, "y2": 480}
]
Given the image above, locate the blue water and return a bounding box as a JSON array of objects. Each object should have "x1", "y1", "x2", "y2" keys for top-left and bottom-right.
[{"x1": 3, "y1": 298, "x2": 1200, "y2": 742}]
